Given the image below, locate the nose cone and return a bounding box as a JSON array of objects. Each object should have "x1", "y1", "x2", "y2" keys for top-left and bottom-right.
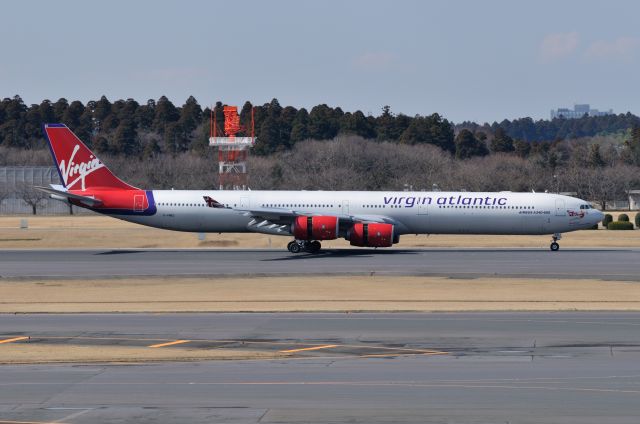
[{"x1": 594, "y1": 209, "x2": 605, "y2": 223}]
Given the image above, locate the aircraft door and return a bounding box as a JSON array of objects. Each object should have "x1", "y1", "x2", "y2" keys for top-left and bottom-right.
[
  {"x1": 418, "y1": 203, "x2": 428, "y2": 215},
  {"x1": 133, "y1": 194, "x2": 145, "y2": 212},
  {"x1": 342, "y1": 200, "x2": 349, "y2": 215},
  {"x1": 555, "y1": 199, "x2": 566, "y2": 216},
  {"x1": 240, "y1": 196, "x2": 249, "y2": 209}
]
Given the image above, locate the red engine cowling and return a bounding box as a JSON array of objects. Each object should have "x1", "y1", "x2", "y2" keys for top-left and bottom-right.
[
  {"x1": 292, "y1": 216, "x2": 339, "y2": 240},
  {"x1": 348, "y1": 223, "x2": 394, "y2": 247}
]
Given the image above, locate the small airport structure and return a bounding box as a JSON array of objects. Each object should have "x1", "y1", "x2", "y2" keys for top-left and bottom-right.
[{"x1": 208, "y1": 105, "x2": 256, "y2": 190}]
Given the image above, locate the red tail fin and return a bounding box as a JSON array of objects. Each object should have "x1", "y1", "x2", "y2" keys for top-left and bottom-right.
[{"x1": 43, "y1": 124, "x2": 136, "y2": 191}]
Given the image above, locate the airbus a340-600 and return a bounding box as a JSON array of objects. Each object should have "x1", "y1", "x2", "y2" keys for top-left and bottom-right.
[{"x1": 38, "y1": 124, "x2": 604, "y2": 253}]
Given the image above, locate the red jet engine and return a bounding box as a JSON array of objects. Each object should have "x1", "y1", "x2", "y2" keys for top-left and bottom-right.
[
  {"x1": 348, "y1": 223, "x2": 394, "y2": 247},
  {"x1": 292, "y1": 216, "x2": 339, "y2": 240}
]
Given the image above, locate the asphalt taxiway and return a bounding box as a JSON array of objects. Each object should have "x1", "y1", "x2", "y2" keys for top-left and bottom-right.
[
  {"x1": 2, "y1": 248, "x2": 640, "y2": 423},
  {"x1": 2, "y1": 313, "x2": 640, "y2": 423},
  {"x1": 2, "y1": 248, "x2": 640, "y2": 279}
]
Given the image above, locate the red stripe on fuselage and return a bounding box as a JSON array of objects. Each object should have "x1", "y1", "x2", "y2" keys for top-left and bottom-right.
[{"x1": 69, "y1": 189, "x2": 149, "y2": 211}]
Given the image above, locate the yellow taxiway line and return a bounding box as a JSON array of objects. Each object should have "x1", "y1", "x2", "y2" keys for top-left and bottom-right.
[
  {"x1": 148, "y1": 340, "x2": 191, "y2": 348},
  {"x1": 280, "y1": 344, "x2": 339, "y2": 353},
  {"x1": 0, "y1": 421, "x2": 65, "y2": 424},
  {"x1": 0, "y1": 336, "x2": 29, "y2": 344}
]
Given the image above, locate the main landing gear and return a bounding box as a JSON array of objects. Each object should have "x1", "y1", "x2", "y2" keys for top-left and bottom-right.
[
  {"x1": 550, "y1": 233, "x2": 562, "y2": 251},
  {"x1": 287, "y1": 240, "x2": 322, "y2": 254}
]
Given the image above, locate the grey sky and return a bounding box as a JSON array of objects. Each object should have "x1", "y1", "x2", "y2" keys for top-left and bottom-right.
[{"x1": 2, "y1": 0, "x2": 639, "y2": 123}]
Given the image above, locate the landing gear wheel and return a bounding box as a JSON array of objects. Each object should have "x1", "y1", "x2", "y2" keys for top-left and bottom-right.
[
  {"x1": 288, "y1": 241, "x2": 301, "y2": 253},
  {"x1": 309, "y1": 240, "x2": 321, "y2": 253},
  {"x1": 550, "y1": 233, "x2": 561, "y2": 252},
  {"x1": 550, "y1": 242, "x2": 559, "y2": 251}
]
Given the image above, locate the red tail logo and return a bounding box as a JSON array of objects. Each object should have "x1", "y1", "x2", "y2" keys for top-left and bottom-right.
[
  {"x1": 43, "y1": 124, "x2": 135, "y2": 191},
  {"x1": 59, "y1": 144, "x2": 105, "y2": 190}
]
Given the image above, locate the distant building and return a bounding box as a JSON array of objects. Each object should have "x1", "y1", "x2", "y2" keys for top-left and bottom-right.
[
  {"x1": 629, "y1": 190, "x2": 640, "y2": 210},
  {"x1": 550, "y1": 104, "x2": 613, "y2": 120}
]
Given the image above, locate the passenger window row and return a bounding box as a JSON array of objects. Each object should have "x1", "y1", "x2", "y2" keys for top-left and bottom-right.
[
  {"x1": 262, "y1": 204, "x2": 334, "y2": 208},
  {"x1": 158, "y1": 202, "x2": 236, "y2": 207},
  {"x1": 438, "y1": 205, "x2": 535, "y2": 209},
  {"x1": 158, "y1": 202, "x2": 205, "y2": 207}
]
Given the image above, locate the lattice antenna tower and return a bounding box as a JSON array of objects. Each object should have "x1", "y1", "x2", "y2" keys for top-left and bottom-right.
[{"x1": 209, "y1": 105, "x2": 256, "y2": 190}]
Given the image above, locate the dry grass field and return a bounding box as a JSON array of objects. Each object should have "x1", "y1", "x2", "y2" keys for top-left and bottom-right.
[
  {"x1": 0, "y1": 344, "x2": 279, "y2": 365},
  {"x1": 2, "y1": 276, "x2": 640, "y2": 313},
  {"x1": 0, "y1": 214, "x2": 639, "y2": 249}
]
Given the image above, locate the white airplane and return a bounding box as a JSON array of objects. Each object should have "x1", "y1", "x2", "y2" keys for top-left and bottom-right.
[{"x1": 38, "y1": 124, "x2": 604, "y2": 253}]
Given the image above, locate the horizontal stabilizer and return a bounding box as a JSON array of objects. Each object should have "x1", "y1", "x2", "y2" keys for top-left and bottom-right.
[{"x1": 34, "y1": 186, "x2": 102, "y2": 207}]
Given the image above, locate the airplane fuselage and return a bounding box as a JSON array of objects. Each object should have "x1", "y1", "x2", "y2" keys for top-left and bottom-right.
[
  {"x1": 118, "y1": 190, "x2": 602, "y2": 236},
  {"x1": 41, "y1": 124, "x2": 605, "y2": 253}
]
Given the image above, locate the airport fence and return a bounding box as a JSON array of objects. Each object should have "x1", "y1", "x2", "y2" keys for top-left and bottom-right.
[{"x1": 0, "y1": 166, "x2": 92, "y2": 215}]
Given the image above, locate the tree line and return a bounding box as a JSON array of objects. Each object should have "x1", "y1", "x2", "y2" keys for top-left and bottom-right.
[
  {"x1": 0, "y1": 95, "x2": 455, "y2": 157},
  {"x1": 458, "y1": 113, "x2": 640, "y2": 143},
  {"x1": 3, "y1": 95, "x2": 640, "y2": 212},
  {"x1": 2, "y1": 94, "x2": 640, "y2": 162}
]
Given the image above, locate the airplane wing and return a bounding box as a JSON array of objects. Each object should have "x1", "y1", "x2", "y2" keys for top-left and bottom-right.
[
  {"x1": 233, "y1": 207, "x2": 396, "y2": 235},
  {"x1": 34, "y1": 185, "x2": 102, "y2": 207}
]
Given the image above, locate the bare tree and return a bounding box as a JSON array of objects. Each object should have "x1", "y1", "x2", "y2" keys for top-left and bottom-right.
[
  {"x1": 0, "y1": 182, "x2": 12, "y2": 212},
  {"x1": 615, "y1": 165, "x2": 640, "y2": 210},
  {"x1": 560, "y1": 166, "x2": 620, "y2": 210},
  {"x1": 260, "y1": 136, "x2": 455, "y2": 192},
  {"x1": 16, "y1": 183, "x2": 48, "y2": 215},
  {"x1": 3, "y1": 134, "x2": 635, "y2": 204},
  {"x1": 593, "y1": 167, "x2": 626, "y2": 210},
  {"x1": 0, "y1": 146, "x2": 52, "y2": 166}
]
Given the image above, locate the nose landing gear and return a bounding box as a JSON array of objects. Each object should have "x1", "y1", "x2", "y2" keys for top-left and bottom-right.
[
  {"x1": 550, "y1": 233, "x2": 562, "y2": 251},
  {"x1": 287, "y1": 240, "x2": 322, "y2": 254}
]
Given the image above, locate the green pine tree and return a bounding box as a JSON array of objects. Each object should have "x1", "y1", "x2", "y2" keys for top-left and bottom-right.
[
  {"x1": 490, "y1": 127, "x2": 515, "y2": 153},
  {"x1": 179, "y1": 96, "x2": 202, "y2": 134},
  {"x1": 455, "y1": 129, "x2": 488, "y2": 159},
  {"x1": 308, "y1": 104, "x2": 339, "y2": 139},
  {"x1": 290, "y1": 108, "x2": 310, "y2": 143},
  {"x1": 112, "y1": 119, "x2": 139, "y2": 155}
]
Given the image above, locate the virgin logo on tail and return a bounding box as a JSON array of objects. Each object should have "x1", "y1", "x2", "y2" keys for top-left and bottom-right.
[
  {"x1": 45, "y1": 124, "x2": 137, "y2": 191},
  {"x1": 59, "y1": 145, "x2": 106, "y2": 190}
]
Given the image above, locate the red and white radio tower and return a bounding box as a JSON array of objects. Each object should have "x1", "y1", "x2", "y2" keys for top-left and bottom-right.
[{"x1": 209, "y1": 105, "x2": 256, "y2": 190}]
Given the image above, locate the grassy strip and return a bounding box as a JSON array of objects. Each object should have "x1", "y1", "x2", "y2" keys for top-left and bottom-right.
[
  {"x1": 2, "y1": 275, "x2": 640, "y2": 313},
  {"x1": 0, "y1": 215, "x2": 639, "y2": 249}
]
